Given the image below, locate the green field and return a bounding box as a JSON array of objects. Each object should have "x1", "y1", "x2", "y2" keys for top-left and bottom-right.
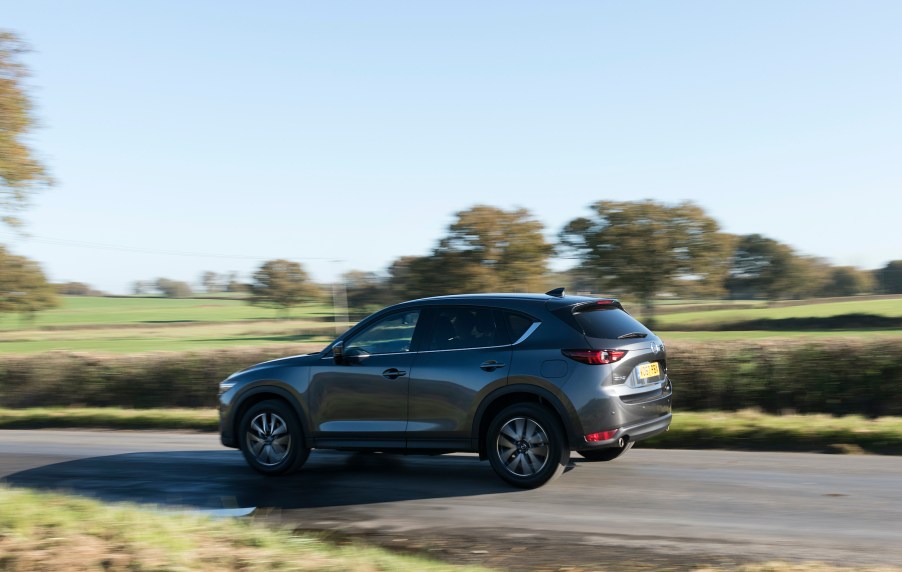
[
  {"x1": 0, "y1": 296, "x2": 341, "y2": 353},
  {"x1": 653, "y1": 297, "x2": 902, "y2": 328},
  {"x1": 0, "y1": 296, "x2": 334, "y2": 329},
  {"x1": 0, "y1": 295, "x2": 900, "y2": 354}
]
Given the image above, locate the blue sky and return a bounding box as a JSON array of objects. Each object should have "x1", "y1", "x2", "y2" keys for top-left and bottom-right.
[{"x1": 3, "y1": 1, "x2": 901, "y2": 293}]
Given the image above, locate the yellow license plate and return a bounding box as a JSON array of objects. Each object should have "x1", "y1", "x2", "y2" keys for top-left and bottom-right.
[{"x1": 638, "y1": 362, "x2": 660, "y2": 379}]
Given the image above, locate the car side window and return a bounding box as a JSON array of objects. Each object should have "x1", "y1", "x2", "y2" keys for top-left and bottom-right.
[
  {"x1": 428, "y1": 307, "x2": 503, "y2": 351},
  {"x1": 505, "y1": 311, "x2": 536, "y2": 344},
  {"x1": 345, "y1": 309, "x2": 420, "y2": 356}
]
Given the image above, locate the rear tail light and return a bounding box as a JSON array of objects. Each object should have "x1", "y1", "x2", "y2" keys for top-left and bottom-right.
[
  {"x1": 562, "y1": 349, "x2": 627, "y2": 365},
  {"x1": 585, "y1": 429, "x2": 619, "y2": 442}
]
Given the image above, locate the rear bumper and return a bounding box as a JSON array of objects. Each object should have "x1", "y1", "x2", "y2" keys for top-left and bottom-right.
[
  {"x1": 623, "y1": 412, "x2": 672, "y2": 442},
  {"x1": 578, "y1": 412, "x2": 672, "y2": 449}
]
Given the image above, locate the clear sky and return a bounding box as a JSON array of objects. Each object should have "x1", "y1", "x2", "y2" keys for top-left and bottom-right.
[{"x1": 3, "y1": 1, "x2": 901, "y2": 293}]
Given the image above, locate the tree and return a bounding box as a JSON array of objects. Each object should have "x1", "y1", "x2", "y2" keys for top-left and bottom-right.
[
  {"x1": 200, "y1": 271, "x2": 222, "y2": 293},
  {"x1": 0, "y1": 245, "x2": 58, "y2": 321},
  {"x1": 726, "y1": 234, "x2": 799, "y2": 300},
  {"x1": 821, "y1": 266, "x2": 876, "y2": 297},
  {"x1": 1, "y1": 31, "x2": 53, "y2": 228},
  {"x1": 389, "y1": 252, "x2": 501, "y2": 300},
  {"x1": 154, "y1": 278, "x2": 193, "y2": 298},
  {"x1": 55, "y1": 281, "x2": 102, "y2": 296},
  {"x1": 436, "y1": 205, "x2": 553, "y2": 292},
  {"x1": 783, "y1": 255, "x2": 832, "y2": 299},
  {"x1": 342, "y1": 270, "x2": 390, "y2": 311},
  {"x1": 248, "y1": 259, "x2": 315, "y2": 316},
  {"x1": 559, "y1": 200, "x2": 732, "y2": 325},
  {"x1": 878, "y1": 261, "x2": 902, "y2": 294}
]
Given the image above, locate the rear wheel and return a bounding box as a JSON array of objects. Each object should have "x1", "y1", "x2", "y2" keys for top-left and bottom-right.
[
  {"x1": 239, "y1": 400, "x2": 309, "y2": 476},
  {"x1": 487, "y1": 403, "x2": 569, "y2": 489},
  {"x1": 578, "y1": 440, "x2": 633, "y2": 462}
]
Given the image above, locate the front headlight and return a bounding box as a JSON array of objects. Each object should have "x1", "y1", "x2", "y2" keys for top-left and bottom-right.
[{"x1": 219, "y1": 372, "x2": 239, "y2": 393}]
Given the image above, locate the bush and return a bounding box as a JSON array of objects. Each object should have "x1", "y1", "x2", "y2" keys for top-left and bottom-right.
[
  {"x1": 0, "y1": 347, "x2": 297, "y2": 409},
  {"x1": 666, "y1": 339, "x2": 902, "y2": 417}
]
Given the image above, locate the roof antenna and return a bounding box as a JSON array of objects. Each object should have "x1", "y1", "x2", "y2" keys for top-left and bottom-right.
[{"x1": 545, "y1": 287, "x2": 565, "y2": 298}]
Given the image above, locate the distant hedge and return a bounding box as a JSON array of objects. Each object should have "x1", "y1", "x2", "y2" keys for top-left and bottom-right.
[
  {"x1": 1, "y1": 340, "x2": 901, "y2": 416},
  {"x1": 0, "y1": 347, "x2": 301, "y2": 409},
  {"x1": 666, "y1": 339, "x2": 902, "y2": 417}
]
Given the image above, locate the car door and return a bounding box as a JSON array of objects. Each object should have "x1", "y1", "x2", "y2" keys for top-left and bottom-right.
[
  {"x1": 309, "y1": 308, "x2": 423, "y2": 449},
  {"x1": 407, "y1": 306, "x2": 512, "y2": 449}
]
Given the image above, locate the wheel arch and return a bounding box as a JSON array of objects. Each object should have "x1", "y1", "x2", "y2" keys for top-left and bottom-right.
[
  {"x1": 231, "y1": 385, "x2": 311, "y2": 448},
  {"x1": 472, "y1": 384, "x2": 579, "y2": 459}
]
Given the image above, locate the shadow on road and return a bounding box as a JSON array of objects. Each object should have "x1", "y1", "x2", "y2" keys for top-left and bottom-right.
[{"x1": 4, "y1": 449, "x2": 515, "y2": 510}]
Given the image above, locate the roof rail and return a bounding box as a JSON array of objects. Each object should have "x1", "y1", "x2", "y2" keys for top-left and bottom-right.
[{"x1": 545, "y1": 287, "x2": 565, "y2": 297}]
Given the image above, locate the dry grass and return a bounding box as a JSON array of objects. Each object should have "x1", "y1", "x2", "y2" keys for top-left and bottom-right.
[{"x1": 0, "y1": 486, "x2": 488, "y2": 571}]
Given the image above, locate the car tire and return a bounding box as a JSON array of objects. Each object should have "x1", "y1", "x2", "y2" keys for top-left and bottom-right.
[
  {"x1": 487, "y1": 403, "x2": 569, "y2": 489},
  {"x1": 239, "y1": 399, "x2": 309, "y2": 476},
  {"x1": 578, "y1": 440, "x2": 633, "y2": 462}
]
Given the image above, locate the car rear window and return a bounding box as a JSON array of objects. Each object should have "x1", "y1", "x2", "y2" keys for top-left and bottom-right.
[{"x1": 571, "y1": 307, "x2": 652, "y2": 339}]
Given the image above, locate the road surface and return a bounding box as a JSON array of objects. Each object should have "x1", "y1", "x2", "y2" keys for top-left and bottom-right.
[{"x1": 2, "y1": 430, "x2": 900, "y2": 570}]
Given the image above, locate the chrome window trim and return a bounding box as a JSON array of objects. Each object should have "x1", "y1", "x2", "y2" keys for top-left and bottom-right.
[
  {"x1": 512, "y1": 321, "x2": 541, "y2": 345},
  {"x1": 320, "y1": 350, "x2": 413, "y2": 359}
]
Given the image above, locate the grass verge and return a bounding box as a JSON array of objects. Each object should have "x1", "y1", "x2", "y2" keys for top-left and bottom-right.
[
  {"x1": 0, "y1": 407, "x2": 218, "y2": 431},
  {"x1": 646, "y1": 410, "x2": 902, "y2": 455},
  {"x1": 3, "y1": 408, "x2": 902, "y2": 456},
  {"x1": 0, "y1": 486, "x2": 487, "y2": 571}
]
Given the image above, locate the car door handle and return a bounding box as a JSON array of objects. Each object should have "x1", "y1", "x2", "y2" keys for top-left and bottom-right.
[
  {"x1": 382, "y1": 368, "x2": 407, "y2": 380},
  {"x1": 480, "y1": 360, "x2": 507, "y2": 371}
]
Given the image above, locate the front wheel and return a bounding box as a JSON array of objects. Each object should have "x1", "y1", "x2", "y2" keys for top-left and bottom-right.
[
  {"x1": 487, "y1": 403, "x2": 569, "y2": 489},
  {"x1": 578, "y1": 440, "x2": 633, "y2": 462},
  {"x1": 239, "y1": 399, "x2": 309, "y2": 476}
]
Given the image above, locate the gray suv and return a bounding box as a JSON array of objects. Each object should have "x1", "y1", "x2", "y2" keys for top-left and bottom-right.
[{"x1": 219, "y1": 289, "x2": 672, "y2": 488}]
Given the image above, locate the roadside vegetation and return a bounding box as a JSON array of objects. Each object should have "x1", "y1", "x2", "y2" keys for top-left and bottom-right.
[{"x1": 0, "y1": 486, "x2": 488, "y2": 572}]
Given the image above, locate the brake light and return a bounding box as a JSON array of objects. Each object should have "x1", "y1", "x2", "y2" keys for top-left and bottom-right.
[
  {"x1": 561, "y1": 349, "x2": 627, "y2": 365},
  {"x1": 585, "y1": 429, "x2": 618, "y2": 442}
]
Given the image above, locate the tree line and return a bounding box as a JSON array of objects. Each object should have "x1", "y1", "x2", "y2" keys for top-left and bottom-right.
[
  {"x1": 3, "y1": 201, "x2": 901, "y2": 325},
  {"x1": 331, "y1": 202, "x2": 900, "y2": 325}
]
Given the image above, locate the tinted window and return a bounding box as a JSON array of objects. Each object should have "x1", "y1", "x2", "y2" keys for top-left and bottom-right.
[
  {"x1": 572, "y1": 307, "x2": 651, "y2": 339},
  {"x1": 505, "y1": 311, "x2": 535, "y2": 343},
  {"x1": 428, "y1": 307, "x2": 503, "y2": 350},
  {"x1": 346, "y1": 310, "x2": 420, "y2": 355}
]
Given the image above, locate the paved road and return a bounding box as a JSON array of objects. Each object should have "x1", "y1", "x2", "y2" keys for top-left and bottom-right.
[{"x1": 2, "y1": 430, "x2": 901, "y2": 570}]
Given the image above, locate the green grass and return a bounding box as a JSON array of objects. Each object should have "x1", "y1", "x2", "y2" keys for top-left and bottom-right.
[
  {"x1": 659, "y1": 329, "x2": 902, "y2": 341},
  {"x1": 0, "y1": 407, "x2": 219, "y2": 430},
  {"x1": 654, "y1": 298, "x2": 902, "y2": 328},
  {"x1": 0, "y1": 486, "x2": 488, "y2": 571},
  {"x1": 4, "y1": 408, "x2": 902, "y2": 456},
  {"x1": 0, "y1": 296, "x2": 343, "y2": 353},
  {"x1": 0, "y1": 320, "x2": 334, "y2": 353},
  {"x1": 0, "y1": 296, "x2": 334, "y2": 330},
  {"x1": 646, "y1": 410, "x2": 902, "y2": 454}
]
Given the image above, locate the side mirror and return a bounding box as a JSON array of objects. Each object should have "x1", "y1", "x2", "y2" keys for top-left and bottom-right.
[{"x1": 332, "y1": 341, "x2": 345, "y2": 365}]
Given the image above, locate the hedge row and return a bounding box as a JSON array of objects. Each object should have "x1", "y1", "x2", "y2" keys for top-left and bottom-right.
[
  {"x1": 666, "y1": 339, "x2": 902, "y2": 417},
  {"x1": 0, "y1": 346, "x2": 301, "y2": 409},
  {"x1": 1, "y1": 339, "x2": 901, "y2": 416}
]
